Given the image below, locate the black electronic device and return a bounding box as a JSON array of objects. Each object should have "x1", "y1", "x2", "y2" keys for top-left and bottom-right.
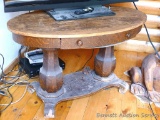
[
  {"x1": 47, "y1": 5, "x2": 115, "y2": 20},
  {"x1": 3, "y1": 0, "x2": 138, "y2": 12},
  {"x1": 19, "y1": 57, "x2": 65, "y2": 78},
  {"x1": 3, "y1": 0, "x2": 138, "y2": 20}
]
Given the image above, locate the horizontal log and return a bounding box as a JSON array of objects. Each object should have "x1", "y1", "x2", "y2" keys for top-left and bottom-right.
[
  {"x1": 145, "y1": 15, "x2": 160, "y2": 29},
  {"x1": 111, "y1": 0, "x2": 160, "y2": 52},
  {"x1": 134, "y1": 28, "x2": 160, "y2": 42},
  {"x1": 115, "y1": 39, "x2": 160, "y2": 53},
  {"x1": 110, "y1": 1, "x2": 160, "y2": 15}
]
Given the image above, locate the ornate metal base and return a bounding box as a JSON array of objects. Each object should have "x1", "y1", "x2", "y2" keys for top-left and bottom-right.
[{"x1": 31, "y1": 67, "x2": 129, "y2": 118}]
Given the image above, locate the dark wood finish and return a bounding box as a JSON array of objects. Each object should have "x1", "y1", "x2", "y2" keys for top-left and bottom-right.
[
  {"x1": 39, "y1": 48, "x2": 63, "y2": 93},
  {"x1": 13, "y1": 34, "x2": 60, "y2": 48},
  {"x1": 12, "y1": 25, "x2": 142, "y2": 49},
  {"x1": 60, "y1": 26, "x2": 142, "y2": 49},
  {"x1": 94, "y1": 46, "x2": 116, "y2": 77},
  {"x1": 7, "y1": 7, "x2": 147, "y2": 94},
  {"x1": 7, "y1": 7, "x2": 147, "y2": 118},
  {"x1": 8, "y1": 7, "x2": 146, "y2": 49}
]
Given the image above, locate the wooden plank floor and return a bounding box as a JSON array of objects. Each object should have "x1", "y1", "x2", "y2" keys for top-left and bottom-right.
[{"x1": 1, "y1": 49, "x2": 160, "y2": 120}]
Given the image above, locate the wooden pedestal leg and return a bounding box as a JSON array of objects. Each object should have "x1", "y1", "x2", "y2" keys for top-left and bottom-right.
[
  {"x1": 30, "y1": 46, "x2": 129, "y2": 118},
  {"x1": 94, "y1": 46, "x2": 116, "y2": 77},
  {"x1": 39, "y1": 48, "x2": 63, "y2": 93}
]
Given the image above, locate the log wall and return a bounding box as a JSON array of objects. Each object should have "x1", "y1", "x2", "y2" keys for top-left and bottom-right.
[{"x1": 110, "y1": 0, "x2": 160, "y2": 53}]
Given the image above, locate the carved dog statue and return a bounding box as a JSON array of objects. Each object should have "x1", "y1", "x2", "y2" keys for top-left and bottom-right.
[{"x1": 129, "y1": 52, "x2": 160, "y2": 106}]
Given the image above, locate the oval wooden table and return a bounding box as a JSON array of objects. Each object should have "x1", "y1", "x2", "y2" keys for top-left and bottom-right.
[{"x1": 8, "y1": 7, "x2": 146, "y2": 118}]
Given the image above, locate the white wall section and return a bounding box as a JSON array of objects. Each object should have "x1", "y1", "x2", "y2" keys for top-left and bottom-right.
[{"x1": 0, "y1": 0, "x2": 27, "y2": 71}]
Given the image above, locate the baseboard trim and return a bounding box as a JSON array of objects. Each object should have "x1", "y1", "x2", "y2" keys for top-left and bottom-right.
[
  {"x1": 3, "y1": 57, "x2": 19, "y2": 74},
  {"x1": 2, "y1": 47, "x2": 26, "y2": 75}
]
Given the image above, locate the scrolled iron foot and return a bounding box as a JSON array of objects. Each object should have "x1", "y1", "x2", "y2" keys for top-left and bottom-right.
[
  {"x1": 44, "y1": 103, "x2": 55, "y2": 118},
  {"x1": 92, "y1": 71, "x2": 129, "y2": 94},
  {"x1": 112, "y1": 75, "x2": 129, "y2": 94},
  {"x1": 118, "y1": 81, "x2": 129, "y2": 94}
]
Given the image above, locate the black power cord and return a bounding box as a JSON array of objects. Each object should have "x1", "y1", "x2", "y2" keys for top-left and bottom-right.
[
  {"x1": 133, "y1": 2, "x2": 160, "y2": 59},
  {"x1": 132, "y1": 2, "x2": 159, "y2": 120},
  {"x1": 77, "y1": 49, "x2": 94, "y2": 72},
  {"x1": 0, "y1": 53, "x2": 5, "y2": 80},
  {"x1": 82, "y1": 49, "x2": 94, "y2": 69},
  {"x1": 0, "y1": 88, "x2": 13, "y2": 113},
  {"x1": 0, "y1": 47, "x2": 28, "y2": 113},
  {"x1": 0, "y1": 53, "x2": 15, "y2": 114}
]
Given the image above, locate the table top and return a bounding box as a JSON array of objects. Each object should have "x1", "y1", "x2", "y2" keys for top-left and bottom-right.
[{"x1": 7, "y1": 7, "x2": 146, "y2": 49}]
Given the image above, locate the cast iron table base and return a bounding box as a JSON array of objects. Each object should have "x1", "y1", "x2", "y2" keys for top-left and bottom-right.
[{"x1": 31, "y1": 67, "x2": 129, "y2": 118}]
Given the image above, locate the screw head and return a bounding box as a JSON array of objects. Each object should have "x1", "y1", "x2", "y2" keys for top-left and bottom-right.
[
  {"x1": 126, "y1": 33, "x2": 131, "y2": 38},
  {"x1": 77, "y1": 40, "x2": 83, "y2": 46}
]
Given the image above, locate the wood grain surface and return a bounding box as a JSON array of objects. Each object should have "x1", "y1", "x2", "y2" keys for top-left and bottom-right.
[
  {"x1": 2, "y1": 50, "x2": 160, "y2": 120},
  {"x1": 94, "y1": 46, "x2": 116, "y2": 77},
  {"x1": 39, "y1": 48, "x2": 63, "y2": 93},
  {"x1": 7, "y1": 7, "x2": 146, "y2": 49}
]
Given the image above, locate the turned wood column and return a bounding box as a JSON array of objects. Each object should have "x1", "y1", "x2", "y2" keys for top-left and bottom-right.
[
  {"x1": 39, "y1": 48, "x2": 63, "y2": 93},
  {"x1": 94, "y1": 46, "x2": 116, "y2": 77}
]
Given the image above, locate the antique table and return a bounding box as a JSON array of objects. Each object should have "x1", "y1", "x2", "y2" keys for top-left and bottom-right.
[{"x1": 7, "y1": 7, "x2": 146, "y2": 118}]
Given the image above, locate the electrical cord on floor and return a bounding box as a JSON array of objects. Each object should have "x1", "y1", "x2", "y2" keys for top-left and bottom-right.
[
  {"x1": 0, "y1": 65, "x2": 30, "y2": 86},
  {"x1": 0, "y1": 76, "x2": 29, "y2": 113},
  {"x1": 2, "y1": 71, "x2": 25, "y2": 84},
  {"x1": 82, "y1": 49, "x2": 94, "y2": 69},
  {"x1": 0, "y1": 85, "x2": 28, "y2": 106},
  {"x1": 77, "y1": 49, "x2": 94, "y2": 72},
  {"x1": 0, "y1": 80, "x2": 28, "y2": 113},
  {"x1": 18, "y1": 45, "x2": 25, "y2": 72},
  {"x1": 0, "y1": 87, "x2": 13, "y2": 113},
  {"x1": 133, "y1": 2, "x2": 160, "y2": 59},
  {"x1": 0, "y1": 50, "x2": 29, "y2": 113},
  {"x1": 0, "y1": 53, "x2": 5, "y2": 80},
  {"x1": 0, "y1": 78, "x2": 29, "y2": 91},
  {"x1": 0, "y1": 51, "x2": 24, "y2": 83}
]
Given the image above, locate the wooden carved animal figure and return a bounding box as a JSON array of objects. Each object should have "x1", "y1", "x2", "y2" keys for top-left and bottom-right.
[{"x1": 129, "y1": 52, "x2": 160, "y2": 106}]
